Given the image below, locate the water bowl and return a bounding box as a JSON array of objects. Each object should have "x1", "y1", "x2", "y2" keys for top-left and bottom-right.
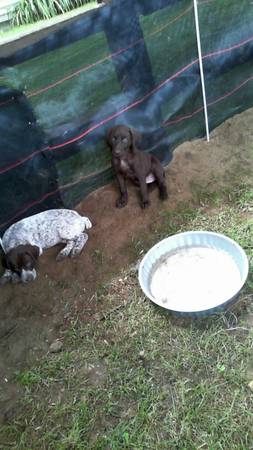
[{"x1": 138, "y1": 231, "x2": 249, "y2": 317}]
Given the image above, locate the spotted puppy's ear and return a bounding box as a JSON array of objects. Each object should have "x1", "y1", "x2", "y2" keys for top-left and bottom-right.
[
  {"x1": 25, "y1": 246, "x2": 40, "y2": 263},
  {"x1": 1, "y1": 252, "x2": 9, "y2": 270},
  {"x1": 129, "y1": 127, "x2": 141, "y2": 151},
  {"x1": 4, "y1": 249, "x2": 19, "y2": 272}
]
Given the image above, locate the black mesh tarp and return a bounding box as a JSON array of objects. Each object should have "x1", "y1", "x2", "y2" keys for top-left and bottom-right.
[{"x1": 0, "y1": 0, "x2": 252, "y2": 232}]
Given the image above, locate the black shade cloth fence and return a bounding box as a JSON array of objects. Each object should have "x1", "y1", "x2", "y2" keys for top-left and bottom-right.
[{"x1": 0, "y1": 0, "x2": 252, "y2": 232}]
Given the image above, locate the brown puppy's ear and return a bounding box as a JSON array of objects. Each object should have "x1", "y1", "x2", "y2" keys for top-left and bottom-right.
[
  {"x1": 129, "y1": 127, "x2": 141, "y2": 151},
  {"x1": 106, "y1": 127, "x2": 115, "y2": 149}
]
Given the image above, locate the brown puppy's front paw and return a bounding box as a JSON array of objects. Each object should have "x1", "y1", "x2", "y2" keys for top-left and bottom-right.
[
  {"x1": 116, "y1": 196, "x2": 128, "y2": 208},
  {"x1": 159, "y1": 186, "x2": 168, "y2": 200},
  {"x1": 141, "y1": 199, "x2": 150, "y2": 209}
]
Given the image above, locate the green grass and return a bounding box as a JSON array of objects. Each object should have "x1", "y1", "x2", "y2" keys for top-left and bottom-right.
[
  {"x1": 11, "y1": 0, "x2": 96, "y2": 27},
  {"x1": 1, "y1": 184, "x2": 253, "y2": 449},
  {"x1": 0, "y1": 2, "x2": 98, "y2": 44}
]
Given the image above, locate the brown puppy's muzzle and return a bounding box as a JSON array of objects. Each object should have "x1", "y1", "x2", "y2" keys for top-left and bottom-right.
[{"x1": 112, "y1": 144, "x2": 126, "y2": 157}]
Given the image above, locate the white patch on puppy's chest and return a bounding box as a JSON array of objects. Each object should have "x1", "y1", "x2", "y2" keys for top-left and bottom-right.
[
  {"x1": 120, "y1": 159, "x2": 155, "y2": 184},
  {"x1": 120, "y1": 159, "x2": 130, "y2": 171},
  {"x1": 146, "y1": 173, "x2": 155, "y2": 183}
]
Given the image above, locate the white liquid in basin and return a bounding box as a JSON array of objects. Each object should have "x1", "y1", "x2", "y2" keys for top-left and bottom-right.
[{"x1": 150, "y1": 247, "x2": 241, "y2": 311}]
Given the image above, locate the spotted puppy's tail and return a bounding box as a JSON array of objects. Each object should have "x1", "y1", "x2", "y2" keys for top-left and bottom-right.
[
  {"x1": 82, "y1": 216, "x2": 92, "y2": 231},
  {"x1": 0, "y1": 237, "x2": 6, "y2": 254}
]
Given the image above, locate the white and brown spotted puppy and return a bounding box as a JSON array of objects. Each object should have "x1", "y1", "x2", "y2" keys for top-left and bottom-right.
[{"x1": 0, "y1": 209, "x2": 92, "y2": 284}]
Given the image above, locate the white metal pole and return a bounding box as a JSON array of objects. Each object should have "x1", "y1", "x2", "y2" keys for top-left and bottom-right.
[{"x1": 193, "y1": 0, "x2": 210, "y2": 142}]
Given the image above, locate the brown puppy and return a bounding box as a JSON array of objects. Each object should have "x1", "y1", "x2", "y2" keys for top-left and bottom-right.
[{"x1": 107, "y1": 125, "x2": 168, "y2": 208}]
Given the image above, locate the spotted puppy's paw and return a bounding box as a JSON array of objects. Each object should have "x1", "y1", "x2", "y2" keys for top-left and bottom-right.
[
  {"x1": 0, "y1": 269, "x2": 18, "y2": 285},
  {"x1": 70, "y1": 233, "x2": 89, "y2": 258},
  {"x1": 0, "y1": 274, "x2": 11, "y2": 285},
  {"x1": 12, "y1": 272, "x2": 22, "y2": 284}
]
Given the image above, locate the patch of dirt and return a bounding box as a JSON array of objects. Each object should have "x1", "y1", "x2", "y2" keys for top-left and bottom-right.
[
  {"x1": 0, "y1": 107, "x2": 253, "y2": 421},
  {"x1": 77, "y1": 360, "x2": 108, "y2": 387}
]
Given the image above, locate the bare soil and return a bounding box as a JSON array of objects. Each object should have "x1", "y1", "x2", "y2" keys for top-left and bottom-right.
[{"x1": 0, "y1": 107, "x2": 252, "y2": 422}]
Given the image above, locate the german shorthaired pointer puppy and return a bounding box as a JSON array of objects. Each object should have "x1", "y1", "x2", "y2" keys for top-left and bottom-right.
[
  {"x1": 107, "y1": 125, "x2": 168, "y2": 209},
  {"x1": 0, "y1": 209, "x2": 92, "y2": 284}
]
